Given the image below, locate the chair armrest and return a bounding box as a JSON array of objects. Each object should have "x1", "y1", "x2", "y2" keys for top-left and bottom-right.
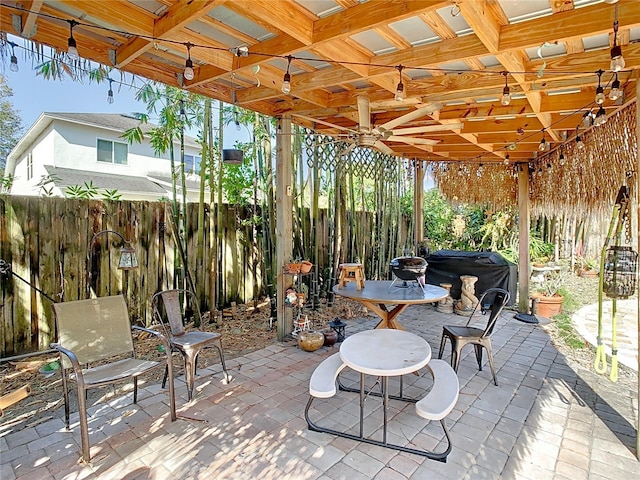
[
  {"x1": 49, "y1": 343, "x2": 83, "y2": 372},
  {"x1": 132, "y1": 325, "x2": 172, "y2": 355}
]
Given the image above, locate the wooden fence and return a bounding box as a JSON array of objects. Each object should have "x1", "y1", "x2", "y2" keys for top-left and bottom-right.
[{"x1": 1, "y1": 196, "x2": 413, "y2": 357}]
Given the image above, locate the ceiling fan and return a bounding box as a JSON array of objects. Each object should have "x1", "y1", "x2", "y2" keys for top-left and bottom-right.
[{"x1": 295, "y1": 96, "x2": 459, "y2": 155}]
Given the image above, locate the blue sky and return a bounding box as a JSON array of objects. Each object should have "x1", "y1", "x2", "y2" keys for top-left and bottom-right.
[
  {"x1": 5, "y1": 58, "x2": 147, "y2": 129},
  {"x1": 3, "y1": 37, "x2": 248, "y2": 145}
]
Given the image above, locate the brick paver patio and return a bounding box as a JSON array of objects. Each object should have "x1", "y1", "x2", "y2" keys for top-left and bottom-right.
[{"x1": 1, "y1": 304, "x2": 638, "y2": 479}]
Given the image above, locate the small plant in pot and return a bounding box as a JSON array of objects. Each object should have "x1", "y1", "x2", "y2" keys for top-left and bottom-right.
[
  {"x1": 577, "y1": 256, "x2": 599, "y2": 278},
  {"x1": 531, "y1": 268, "x2": 567, "y2": 318}
]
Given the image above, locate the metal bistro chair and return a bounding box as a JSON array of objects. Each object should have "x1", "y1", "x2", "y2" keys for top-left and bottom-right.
[
  {"x1": 438, "y1": 288, "x2": 510, "y2": 386},
  {"x1": 51, "y1": 296, "x2": 176, "y2": 462},
  {"x1": 151, "y1": 289, "x2": 231, "y2": 401}
]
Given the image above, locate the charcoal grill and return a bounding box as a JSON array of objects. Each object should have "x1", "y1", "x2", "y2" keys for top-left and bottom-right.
[{"x1": 389, "y1": 256, "x2": 428, "y2": 292}]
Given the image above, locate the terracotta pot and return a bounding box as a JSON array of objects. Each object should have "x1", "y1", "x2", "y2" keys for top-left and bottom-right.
[
  {"x1": 285, "y1": 263, "x2": 302, "y2": 274},
  {"x1": 300, "y1": 261, "x2": 313, "y2": 274},
  {"x1": 323, "y1": 329, "x2": 338, "y2": 347},
  {"x1": 579, "y1": 269, "x2": 598, "y2": 278},
  {"x1": 532, "y1": 293, "x2": 563, "y2": 318},
  {"x1": 297, "y1": 331, "x2": 325, "y2": 352}
]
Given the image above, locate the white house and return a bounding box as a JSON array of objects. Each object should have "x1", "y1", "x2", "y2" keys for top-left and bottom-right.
[{"x1": 5, "y1": 113, "x2": 206, "y2": 201}]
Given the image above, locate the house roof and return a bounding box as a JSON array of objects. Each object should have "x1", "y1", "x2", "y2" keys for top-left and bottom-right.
[
  {"x1": 1, "y1": 0, "x2": 638, "y2": 164},
  {"x1": 44, "y1": 165, "x2": 168, "y2": 196}
]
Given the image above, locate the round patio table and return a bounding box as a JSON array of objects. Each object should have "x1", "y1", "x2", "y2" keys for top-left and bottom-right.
[{"x1": 333, "y1": 280, "x2": 448, "y2": 330}]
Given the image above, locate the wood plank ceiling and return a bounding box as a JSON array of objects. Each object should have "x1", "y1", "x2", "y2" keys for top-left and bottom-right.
[{"x1": 1, "y1": 0, "x2": 639, "y2": 163}]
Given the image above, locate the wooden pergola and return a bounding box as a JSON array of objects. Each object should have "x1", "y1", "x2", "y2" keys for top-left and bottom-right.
[{"x1": 2, "y1": 0, "x2": 639, "y2": 455}]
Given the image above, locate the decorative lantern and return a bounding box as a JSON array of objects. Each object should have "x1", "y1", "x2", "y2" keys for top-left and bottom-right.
[{"x1": 603, "y1": 246, "x2": 638, "y2": 299}]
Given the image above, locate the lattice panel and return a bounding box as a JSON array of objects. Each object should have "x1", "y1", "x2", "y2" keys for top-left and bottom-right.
[{"x1": 303, "y1": 129, "x2": 400, "y2": 179}]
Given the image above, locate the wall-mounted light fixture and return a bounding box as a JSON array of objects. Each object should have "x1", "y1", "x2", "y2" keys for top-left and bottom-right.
[{"x1": 88, "y1": 230, "x2": 138, "y2": 295}]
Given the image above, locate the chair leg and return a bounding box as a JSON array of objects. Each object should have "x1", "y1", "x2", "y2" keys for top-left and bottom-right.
[
  {"x1": 474, "y1": 344, "x2": 484, "y2": 371},
  {"x1": 438, "y1": 333, "x2": 447, "y2": 360},
  {"x1": 485, "y1": 343, "x2": 498, "y2": 386},
  {"x1": 452, "y1": 345, "x2": 462, "y2": 373},
  {"x1": 76, "y1": 384, "x2": 92, "y2": 462},
  {"x1": 184, "y1": 351, "x2": 197, "y2": 402},
  {"x1": 133, "y1": 377, "x2": 138, "y2": 403},
  {"x1": 214, "y1": 343, "x2": 231, "y2": 383},
  {"x1": 61, "y1": 366, "x2": 71, "y2": 430},
  {"x1": 162, "y1": 364, "x2": 169, "y2": 389}
]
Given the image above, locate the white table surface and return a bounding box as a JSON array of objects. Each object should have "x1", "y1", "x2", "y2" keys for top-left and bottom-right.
[{"x1": 339, "y1": 329, "x2": 432, "y2": 376}]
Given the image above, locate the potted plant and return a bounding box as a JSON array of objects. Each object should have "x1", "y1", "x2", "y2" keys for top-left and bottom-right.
[
  {"x1": 577, "y1": 256, "x2": 599, "y2": 278},
  {"x1": 531, "y1": 268, "x2": 566, "y2": 318}
]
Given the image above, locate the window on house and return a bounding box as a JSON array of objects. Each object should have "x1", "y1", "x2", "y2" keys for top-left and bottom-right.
[
  {"x1": 183, "y1": 154, "x2": 202, "y2": 174},
  {"x1": 97, "y1": 139, "x2": 128, "y2": 164},
  {"x1": 26, "y1": 152, "x2": 33, "y2": 180}
]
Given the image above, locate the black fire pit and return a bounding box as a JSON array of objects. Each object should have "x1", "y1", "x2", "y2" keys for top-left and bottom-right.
[{"x1": 389, "y1": 256, "x2": 428, "y2": 291}]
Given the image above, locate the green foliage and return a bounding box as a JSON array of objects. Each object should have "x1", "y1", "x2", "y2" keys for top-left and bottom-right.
[
  {"x1": 35, "y1": 174, "x2": 60, "y2": 196},
  {"x1": 477, "y1": 210, "x2": 515, "y2": 252},
  {"x1": 0, "y1": 74, "x2": 23, "y2": 169},
  {"x1": 65, "y1": 181, "x2": 98, "y2": 199},
  {"x1": 221, "y1": 140, "x2": 255, "y2": 205},
  {"x1": 422, "y1": 189, "x2": 454, "y2": 248},
  {"x1": 553, "y1": 312, "x2": 586, "y2": 350},
  {"x1": 0, "y1": 172, "x2": 13, "y2": 193},
  {"x1": 102, "y1": 189, "x2": 122, "y2": 201}
]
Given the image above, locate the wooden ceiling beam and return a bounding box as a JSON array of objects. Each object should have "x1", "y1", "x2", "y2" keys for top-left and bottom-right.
[
  {"x1": 498, "y1": 2, "x2": 640, "y2": 52},
  {"x1": 21, "y1": 0, "x2": 42, "y2": 38},
  {"x1": 312, "y1": 0, "x2": 447, "y2": 45},
  {"x1": 225, "y1": 0, "x2": 313, "y2": 45},
  {"x1": 115, "y1": 0, "x2": 220, "y2": 67}
]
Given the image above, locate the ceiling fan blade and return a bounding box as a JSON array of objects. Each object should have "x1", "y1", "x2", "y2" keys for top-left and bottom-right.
[
  {"x1": 377, "y1": 102, "x2": 442, "y2": 132},
  {"x1": 357, "y1": 95, "x2": 371, "y2": 132},
  {"x1": 391, "y1": 123, "x2": 462, "y2": 136},
  {"x1": 373, "y1": 141, "x2": 395, "y2": 155},
  {"x1": 292, "y1": 114, "x2": 358, "y2": 134},
  {"x1": 387, "y1": 135, "x2": 440, "y2": 146}
]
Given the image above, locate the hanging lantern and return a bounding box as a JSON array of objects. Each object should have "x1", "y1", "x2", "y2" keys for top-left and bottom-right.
[{"x1": 603, "y1": 246, "x2": 638, "y2": 299}]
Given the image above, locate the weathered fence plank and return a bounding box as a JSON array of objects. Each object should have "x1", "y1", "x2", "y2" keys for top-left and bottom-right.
[{"x1": 0, "y1": 195, "x2": 410, "y2": 357}]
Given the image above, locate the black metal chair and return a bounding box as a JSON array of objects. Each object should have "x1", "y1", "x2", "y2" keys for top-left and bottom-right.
[
  {"x1": 151, "y1": 289, "x2": 230, "y2": 401},
  {"x1": 438, "y1": 288, "x2": 510, "y2": 386}
]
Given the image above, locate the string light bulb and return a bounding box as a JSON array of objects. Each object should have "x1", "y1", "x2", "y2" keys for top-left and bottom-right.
[
  {"x1": 67, "y1": 20, "x2": 79, "y2": 60},
  {"x1": 107, "y1": 79, "x2": 114, "y2": 104},
  {"x1": 559, "y1": 151, "x2": 565, "y2": 165},
  {"x1": 395, "y1": 65, "x2": 405, "y2": 102},
  {"x1": 9, "y1": 43, "x2": 18, "y2": 72},
  {"x1": 179, "y1": 100, "x2": 186, "y2": 122},
  {"x1": 595, "y1": 70, "x2": 605, "y2": 104},
  {"x1": 576, "y1": 133, "x2": 585, "y2": 149},
  {"x1": 582, "y1": 110, "x2": 594, "y2": 128},
  {"x1": 594, "y1": 106, "x2": 607, "y2": 126},
  {"x1": 282, "y1": 56, "x2": 292, "y2": 94},
  {"x1": 609, "y1": 73, "x2": 623, "y2": 101},
  {"x1": 476, "y1": 164, "x2": 483, "y2": 177},
  {"x1": 538, "y1": 131, "x2": 547, "y2": 152},
  {"x1": 184, "y1": 43, "x2": 194, "y2": 81},
  {"x1": 504, "y1": 154, "x2": 510, "y2": 165},
  {"x1": 610, "y1": 16, "x2": 625, "y2": 72},
  {"x1": 501, "y1": 72, "x2": 511, "y2": 106}
]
